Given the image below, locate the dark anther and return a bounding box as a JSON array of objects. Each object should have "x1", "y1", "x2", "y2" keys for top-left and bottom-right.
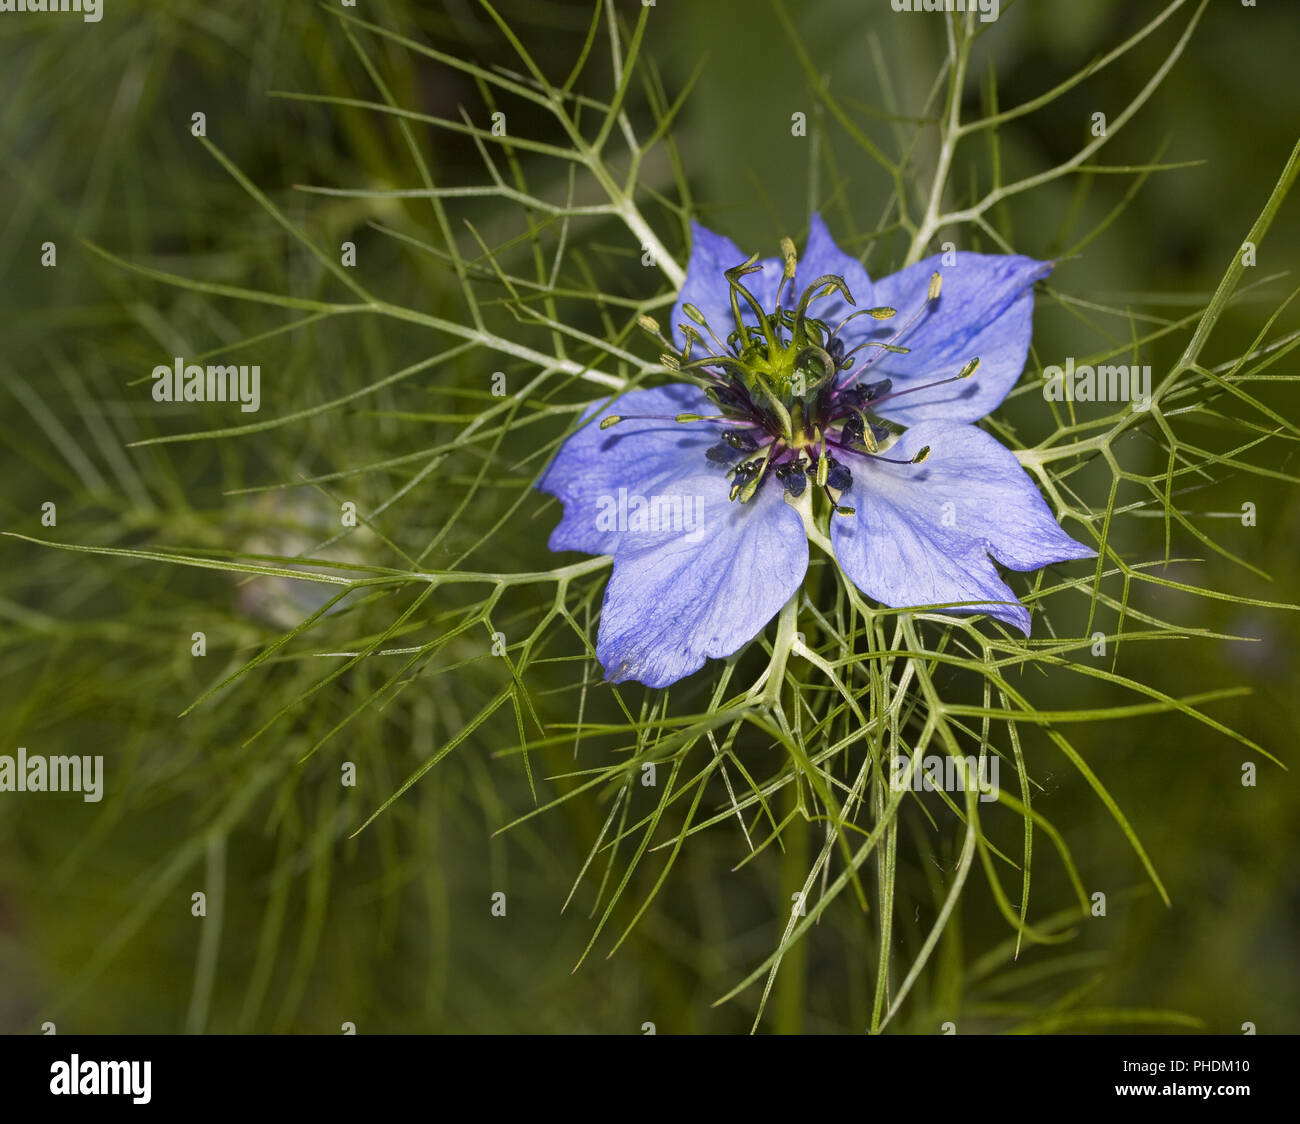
[
  {"x1": 775, "y1": 458, "x2": 808, "y2": 497},
  {"x1": 843, "y1": 378, "x2": 893, "y2": 407},
  {"x1": 827, "y1": 336, "x2": 846, "y2": 366},
  {"x1": 841, "y1": 413, "x2": 891, "y2": 453},
  {"x1": 825, "y1": 458, "x2": 853, "y2": 492},
  {"x1": 729, "y1": 458, "x2": 765, "y2": 500},
  {"x1": 721, "y1": 429, "x2": 758, "y2": 451}
]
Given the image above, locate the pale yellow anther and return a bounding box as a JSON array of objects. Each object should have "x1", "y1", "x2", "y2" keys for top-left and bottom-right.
[{"x1": 780, "y1": 237, "x2": 798, "y2": 279}]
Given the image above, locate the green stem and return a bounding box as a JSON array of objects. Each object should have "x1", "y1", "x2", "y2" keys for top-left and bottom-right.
[{"x1": 773, "y1": 786, "x2": 810, "y2": 1036}]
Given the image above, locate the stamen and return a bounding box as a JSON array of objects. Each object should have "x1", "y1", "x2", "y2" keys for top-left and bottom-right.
[
  {"x1": 681, "y1": 303, "x2": 735, "y2": 356},
  {"x1": 860, "y1": 445, "x2": 930, "y2": 466},
  {"x1": 840, "y1": 271, "x2": 943, "y2": 385},
  {"x1": 600, "y1": 412, "x2": 748, "y2": 428},
  {"x1": 870, "y1": 356, "x2": 979, "y2": 408},
  {"x1": 817, "y1": 471, "x2": 855, "y2": 516},
  {"x1": 839, "y1": 378, "x2": 893, "y2": 409},
  {"x1": 815, "y1": 433, "x2": 830, "y2": 486},
  {"x1": 732, "y1": 441, "x2": 778, "y2": 504},
  {"x1": 825, "y1": 458, "x2": 852, "y2": 491},
  {"x1": 826, "y1": 426, "x2": 929, "y2": 468},
  {"x1": 840, "y1": 340, "x2": 912, "y2": 363},
  {"x1": 637, "y1": 314, "x2": 668, "y2": 346},
  {"x1": 839, "y1": 412, "x2": 887, "y2": 454},
  {"x1": 776, "y1": 460, "x2": 807, "y2": 498},
  {"x1": 676, "y1": 323, "x2": 702, "y2": 354},
  {"x1": 831, "y1": 305, "x2": 897, "y2": 337},
  {"x1": 728, "y1": 461, "x2": 760, "y2": 501},
  {"x1": 721, "y1": 430, "x2": 759, "y2": 451},
  {"x1": 708, "y1": 426, "x2": 762, "y2": 466}
]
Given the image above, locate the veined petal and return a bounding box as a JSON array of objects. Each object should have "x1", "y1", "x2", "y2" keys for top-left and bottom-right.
[
  {"x1": 793, "y1": 212, "x2": 874, "y2": 331},
  {"x1": 830, "y1": 420, "x2": 1094, "y2": 635},
  {"x1": 670, "y1": 221, "x2": 782, "y2": 352},
  {"x1": 537, "y1": 383, "x2": 716, "y2": 556},
  {"x1": 841, "y1": 252, "x2": 1052, "y2": 426},
  {"x1": 597, "y1": 475, "x2": 807, "y2": 688}
]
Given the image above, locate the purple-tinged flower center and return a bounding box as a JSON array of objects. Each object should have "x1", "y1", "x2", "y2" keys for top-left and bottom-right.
[{"x1": 605, "y1": 242, "x2": 981, "y2": 515}]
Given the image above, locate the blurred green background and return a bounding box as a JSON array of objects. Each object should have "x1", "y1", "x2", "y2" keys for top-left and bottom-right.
[{"x1": 1, "y1": 0, "x2": 1297, "y2": 1033}]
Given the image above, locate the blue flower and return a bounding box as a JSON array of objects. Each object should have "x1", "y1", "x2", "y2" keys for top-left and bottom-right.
[{"x1": 539, "y1": 215, "x2": 1094, "y2": 688}]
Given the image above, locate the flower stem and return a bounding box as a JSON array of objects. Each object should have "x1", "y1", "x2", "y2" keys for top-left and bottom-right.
[{"x1": 773, "y1": 786, "x2": 810, "y2": 1036}]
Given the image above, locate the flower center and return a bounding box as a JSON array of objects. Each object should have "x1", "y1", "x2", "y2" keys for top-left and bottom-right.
[{"x1": 605, "y1": 238, "x2": 980, "y2": 515}]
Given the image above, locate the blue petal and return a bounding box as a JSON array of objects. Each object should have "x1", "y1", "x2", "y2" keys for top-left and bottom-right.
[
  {"x1": 830, "y1": 421, "x2": 1094, "y2": 635},
  {"x1": 596, "y1": 476, "x2": 807, "y2": 687},
  {"x1": 670, "y1": 221, "x2": 782, "y2": 352},
  {"x1": 839, "y1": 252, "x2": 1052, "y2": 426},
  {"x1": 537, "y1": 383, "x2": 716, "y2": 556},
  {"x1": 793, "y1": 212, "x2": 874, "y2": 332}
]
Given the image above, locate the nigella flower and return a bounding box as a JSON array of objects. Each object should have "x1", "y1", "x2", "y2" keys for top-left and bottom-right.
[{"x1": 539, "y1": 215, "x2": 1094, "y2": 687}]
